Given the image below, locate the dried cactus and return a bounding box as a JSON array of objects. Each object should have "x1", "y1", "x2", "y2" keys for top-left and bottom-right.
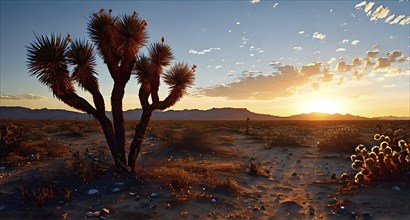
[{"x1": 26, "y1": 9, "x2": 195, "y2": 172}]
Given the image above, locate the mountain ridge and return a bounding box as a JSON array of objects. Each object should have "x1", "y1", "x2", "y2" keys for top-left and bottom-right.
[{"x1": 0, "y1": 106, "x2": 408, "y2": 120}]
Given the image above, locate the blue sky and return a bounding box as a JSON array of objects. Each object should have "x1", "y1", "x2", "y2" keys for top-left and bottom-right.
[{"x1": 1, "y1": 0, "x2": 409, "y2": 117}]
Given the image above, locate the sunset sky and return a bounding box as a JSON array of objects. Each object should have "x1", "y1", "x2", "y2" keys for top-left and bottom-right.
[{"x1": 1, "y1": 0, "x2": 409, "y2": 117}]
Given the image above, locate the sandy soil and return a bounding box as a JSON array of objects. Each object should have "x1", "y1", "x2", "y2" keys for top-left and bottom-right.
[{"x1": 0, "y1": 120, "x2": 409, "y2": 219}]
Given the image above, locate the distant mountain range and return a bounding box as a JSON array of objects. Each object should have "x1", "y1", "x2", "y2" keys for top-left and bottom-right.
[{"x1": 0, "y1": 106, "x2": 409, "y2": 120}]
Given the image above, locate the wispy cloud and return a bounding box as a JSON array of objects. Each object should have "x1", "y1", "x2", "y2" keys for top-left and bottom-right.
[
  {"x1": 298, "y1": 30, "x2": 305, "y2": 34},
  {"x1": 341, "y1": 39, "x2": 349, "y2": 44},
  {"x1": 336, "y1": 48, "x2": 346, "y2": 52},
  {"x1": 188, "y1": 47, "x2": 221, "y2": 55},
  {"x1": 312, "y1": 32, "x2": 326, "y2": 40},
  {"x1": 356, "y1": 1, "x2": 409, "y2": 25},
  {"x1": 351, "y1": 40, "x2": 360, "y2": 45},
  {"x1": 354, "y1": 1, "x2": 367, "y2": 9},
  {"x1": 215, "y1": 65, "x2": 223, "y2": 70},
  {"x1": 249, "y1": 0, "x2": 260, "y2": 4},
  {"x1": 0, "y1": 94, "x2": 46, "y2": 100},
  {"x1": 293, "y1": 46, "x2": 303, "y2": 51},
  {"x1": 272, "y1": 3, "x2": 279, "y2": 8}
]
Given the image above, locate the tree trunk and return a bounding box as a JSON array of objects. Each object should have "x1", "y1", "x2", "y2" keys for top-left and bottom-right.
[
  {"x1": 95, "y1": 114, "x2": 126, "y2": 170},
  {"x1": 128, "y1": 109, "x2": 153, "y2": 172},
  {"x1": 111, "y1": 81, "x2": 126, "y2": 164}
]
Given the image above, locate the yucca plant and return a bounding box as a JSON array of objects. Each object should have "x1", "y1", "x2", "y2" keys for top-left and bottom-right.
[{"x1": 26, "y1": 9, "x2": 195, "y2": 172}]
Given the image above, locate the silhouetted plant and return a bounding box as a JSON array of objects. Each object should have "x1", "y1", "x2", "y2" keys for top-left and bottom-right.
[
  {"x1": 26, "y1": 9, "x2": 195, "y2": 172},
  {"x1": 351, "y1": 130, "x2": 410, "y2": 185},
  {"x1": 0, "y1": 124, "x2": 28, "y2": 159}
]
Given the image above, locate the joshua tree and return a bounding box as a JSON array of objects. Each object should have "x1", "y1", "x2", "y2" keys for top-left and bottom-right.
[{"x1": 26, "y1": 9, "x2": 195, "y2": 172}]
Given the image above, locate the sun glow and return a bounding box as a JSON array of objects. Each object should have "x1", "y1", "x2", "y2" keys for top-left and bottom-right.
[{"x1": 303, "y1": 98, "x2": 340, "y2": 114}]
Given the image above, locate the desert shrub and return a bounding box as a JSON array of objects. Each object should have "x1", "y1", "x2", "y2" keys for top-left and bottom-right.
[
  {"x1": 165, "y1": 128, "x2": 216, "y2": 152},
  {"x1": 20, "y1": 182, "x2": 72, "y2": 207},
  {"x1": 265, "y1": 131, "x2": 301, "y2": 148},
  {"x1": 0, "y1": 123, "x2": 28, "y2": 159},
  {"x1": 351, "y1": 131, "x2": 410, "y2": 185},
  {"x1": 71, "y1": 148, "x2": 110, "y2": 183},
  {"x1": 316, "y1": 128, "x2": 364, "y2": 153}
]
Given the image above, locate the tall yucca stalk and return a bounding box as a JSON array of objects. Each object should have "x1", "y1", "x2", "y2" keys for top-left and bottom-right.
[{"x1": 26, "y1": 9, "x2": 195, "y2": 172}]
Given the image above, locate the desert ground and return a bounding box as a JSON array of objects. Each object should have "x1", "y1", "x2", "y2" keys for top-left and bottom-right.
[{"x1": 0, "y1": 119, "x2": 409, "y2": 219}]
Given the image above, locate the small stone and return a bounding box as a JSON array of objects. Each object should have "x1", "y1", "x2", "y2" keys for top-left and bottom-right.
[
  {"x1": 112, "y1": 188, "x2": 120, "y2": 193},
  {"x1": 150, "y1": 193, "x2": 158, "y2": 198},
  {"x1": 101, "y1": 208, "x2": 110, "y2": 214},
  {"x1": 86, "y1": 211, "x2": 100, "y2": 217},
  {"x1": 0, "y1": 205, "x2": 5, "y2": 211},
  {"x1": 392, "y1": 186, "x2": 400, "y2": 191},
  {"x1": 362, "y1": 211, "x2": 371, "y2": 217},
  {"x1": 114, "y1": 182, "x2": 124, "y2": 186},
  {"x1": 292, "y1": 172, "x2": 297, "y2": 177},
  {"x1": 211, "y1": 198, "x2": 217, "y2": 203},
  {"x1": 87, "y1": 189, "x2": 99, "y2": 195},
  {"x1": 0, "y1": 167, "x2": 5, "y2": 170},
  {"x1": 309, "y1": 206, "x2": 315, "y2": 216},
  {"x1": 331, "y1": 173, "x2": 336, "y2": 179}
]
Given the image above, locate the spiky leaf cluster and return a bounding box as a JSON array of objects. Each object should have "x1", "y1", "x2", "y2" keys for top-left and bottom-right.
[
  {"x1": 351, "y1": 130, "x2": 410, "y2": 185},
  {"x1": 27, "y1": 34, "x2": 74, "y2": 96},
  {"x1": 67, "y1": 40, "x2": 99, "y2": 92}
]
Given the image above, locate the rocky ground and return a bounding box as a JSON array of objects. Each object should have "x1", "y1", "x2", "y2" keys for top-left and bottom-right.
[{"x1": 0, "y1": 120, "x2": 409, "y2": 219}]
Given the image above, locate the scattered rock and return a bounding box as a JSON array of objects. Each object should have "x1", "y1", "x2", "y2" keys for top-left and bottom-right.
[
  {"x1": 0, "y1": 167, "x2": 5, "y2": 171},
  {"x1": 362, "y1": 211, "x2": 371, "y2": 217},
  {"x1": 0, "y1": 205, "x2": 5, "y2": 211},
  {"x1": 150, "y1": 193, "x2": 158, "y2": 198},
  {"x1": 292, "y1": 172, "x2": 297, "y2": 177},
  {"x1": 279, "y1": 200, "x2": 303, "y2": 211},
  {"x1": 115, "y1": 182, "x2": 125, "y2": 186},
  {"x1": 87, "y1": 189, "x2": 99, "y2": 195},
  {"x1": 392, "y1": 186, "x2": 400, "y2": 191},
  {"x1": 112, "y1": 188, "x2": 120, "y2": 193},
  {"x1": 211, "y1": 198, "x2": 217, "y2": 203},
  {"x1": 309, "y1": 206, "x2": 315, "y2": 216},
  {"x1": 331, "y1": 173, "x2": 336, "y2": 179},
  {"x1": 101, "y1": 208, "x2": 110, "y2": 214},
  {"x1": 86, "y1": 211, "x2": 100, "y2": 217}
]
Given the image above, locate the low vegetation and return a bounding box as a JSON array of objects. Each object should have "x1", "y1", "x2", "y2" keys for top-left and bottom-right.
[
  {"x1": 351, "y1": 130, "x2": 410, "y2": 185},
  {"x1": 316, "y1": 128, "x2": 365, "y2": 153}
]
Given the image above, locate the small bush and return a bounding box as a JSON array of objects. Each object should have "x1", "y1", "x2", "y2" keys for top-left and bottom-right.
[
  {"x1": 265, "y1": 131, "x2": 301, "y2": 148},
  {"x1": 0, "y1": 124, "x2": 28, "y2": 159},
  {"x1": 165, "y1": 128, "x2": 216, "y2": 152},
  {"x1": 317, "y1": 128, "x2": 364, "y2": 153},
  {"x1": 351, "y1": 131, "x2": 410, "y2": 185}
]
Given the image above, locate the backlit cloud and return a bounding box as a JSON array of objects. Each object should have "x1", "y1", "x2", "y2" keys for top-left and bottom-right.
[
  {"x1": 335, "y1": 59, "x2": 353, "y2": 72},
  {"x1": 374, "y1": 57, "x2": 392, "y2": 70},
  {"x1": 0, "y1": 94, "x2": 46, "y2": 100},
  {"x1": 387, "y1": 50, "x2": 403, "y2": 61},
  {"x1": 299, "y1": 62, "x2": 322, "y2": 77},
  {"x1": 199, "y1": 65, "x2": 311, "y2": 100},
  {"x1": 399, "y1": 16, "x2": 410, "y2": 25},
  {"x1": 312, "y1": 32, "x2": 326, "y2": 40},
  {"x1": 364, "y1": 2, "x2": 375, "y2": 13},
  {"x1": 366, "y1": 49, "x2": 380, "y2": 58},
  {"x1": 390, "y1": 15, "x2": 405, "y2": 24}
]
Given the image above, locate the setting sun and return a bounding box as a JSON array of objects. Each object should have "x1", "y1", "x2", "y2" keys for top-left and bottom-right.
[{"x1": 303, "y1": 99, "x2": 340, "y2": 114}]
